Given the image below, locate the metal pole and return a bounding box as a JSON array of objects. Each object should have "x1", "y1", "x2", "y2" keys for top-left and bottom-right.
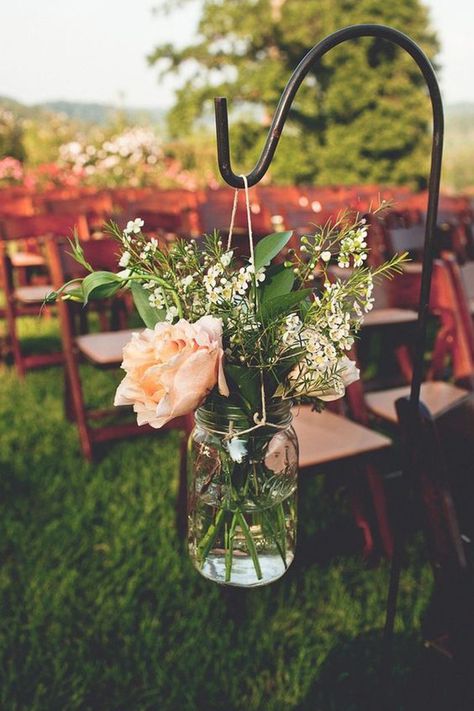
[{"x1": 213, "y1": 21, "x2": 444, "y2": 692}]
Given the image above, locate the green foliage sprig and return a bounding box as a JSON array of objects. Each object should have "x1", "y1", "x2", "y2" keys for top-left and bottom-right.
[{"x1": 47, "y1": 208, "x2": 408, "y2": 412}]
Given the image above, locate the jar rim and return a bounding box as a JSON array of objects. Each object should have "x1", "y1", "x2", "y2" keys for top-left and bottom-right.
[{"x1": 195, "y1": 396, "x2": 293, "y2": 433}]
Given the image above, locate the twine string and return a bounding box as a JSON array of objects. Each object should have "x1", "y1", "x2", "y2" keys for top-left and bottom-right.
[
  {"x1": 226, "y1": 188, "x2": 239, "y2": 251},
  {"x1": 222, "y1": 175, "x2": 281, "y2": 440}
]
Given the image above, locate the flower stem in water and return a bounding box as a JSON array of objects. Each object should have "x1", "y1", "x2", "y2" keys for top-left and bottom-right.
[
  {"x1": 198, "y1": 508, "x2": 225, "y2": 567},
  {"x1": 235, "y1": 511, "x2": 263, "y2": 580}
]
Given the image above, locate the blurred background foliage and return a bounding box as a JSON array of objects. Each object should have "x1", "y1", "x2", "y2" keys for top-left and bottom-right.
[
  {"x1": 0, "y1": 0, "x2": 473, "y2": 192},
  {"x1": 149, "y1": 0, "x2": 439, "y2": 187}
]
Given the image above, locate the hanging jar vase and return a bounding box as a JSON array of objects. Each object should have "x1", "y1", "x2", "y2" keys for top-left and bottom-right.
[{"x1": 187, "y1": 398, "x2": 298, "y2": 587}]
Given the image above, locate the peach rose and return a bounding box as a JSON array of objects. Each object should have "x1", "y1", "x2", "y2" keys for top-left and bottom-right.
[{"x1": 114, "y1": 315, "x2": 229, "y2": 428}]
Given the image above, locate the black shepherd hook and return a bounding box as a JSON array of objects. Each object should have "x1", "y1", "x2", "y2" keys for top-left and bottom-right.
[
  {"x1": 214, "y1": 22, "x2": 444, "y2": 692},
  {"x1": 214, "y1": 23, "x2": 443, "y2": 409}
]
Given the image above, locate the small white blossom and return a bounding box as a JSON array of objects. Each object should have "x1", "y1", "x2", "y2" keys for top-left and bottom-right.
[
  {"x1": 321, "y1": 251, "x2": 332, "y2": 262},
  {"x1": 181, "y1": 274, "x2": 194, "y2": 291},
  {"x1": 124, "y1": 218, "x2": 144, "y2": 236},
  {"x1": 119, "y1": 251, "x2": 131, "y2": 268},
  {"x1": 165, "y1": 306, "x2": 178, "y2": 323},
  {"x1": 221, "y1": 251, "x2": 233, "y2": 267}
]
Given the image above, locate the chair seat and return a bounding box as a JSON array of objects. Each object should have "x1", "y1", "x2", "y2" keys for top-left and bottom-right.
[
  {"x1": 366, "y1": 381, "x2": 469, "y2": 424},
  {"x1": 14, "y1": 284, "x2": 54, "y2": 303},
  {"x1": 76, "y1": 329, "x2": 135, "y2": 365},
  {"x1": 292, "y1": 406, "x2": 391, "y2": 468},
  {"x1": 11, "y1": 252, "x2": 45, "y2": 268},
  {"x1": 363, "y1": 307, "x2": 418, "y2": 328}
]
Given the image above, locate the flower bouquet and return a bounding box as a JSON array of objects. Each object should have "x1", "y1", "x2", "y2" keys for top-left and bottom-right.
[{"x1": 49, "y1": 205, "x2": 407, "y2": 587}]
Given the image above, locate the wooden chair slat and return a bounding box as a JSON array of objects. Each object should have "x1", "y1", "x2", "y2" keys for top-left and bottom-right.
[
  {"x1": 76, "y1": 329, "x2": 135, "y2": 365},
  {"x1": 366, "y1": 382, "x2": 469, "y2": 424},
  {"x1": 362, "y1": 307, "x2": 418, "y2": 328},
  {"x1": 14, "y1": 285, "x2": 53, "y2": 304},
  {"x1": 293, "y1": 406, "x2": 391, "y2": 468}
]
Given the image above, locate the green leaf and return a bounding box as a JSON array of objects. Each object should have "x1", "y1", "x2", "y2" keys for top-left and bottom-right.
[
  {"x1": 260, "y1": 265, "x2": 295, "y2": 303},
  {"x1": 81, "y1": 271, "x2": 122, "y2": 305},
  {"x1": 260, "y1": 289, "x2": 312, "y2": 322},
  {"x1": 254, "y1": 231, "x2": 293, "y2": 271},
  {"x1": 225, "y1": 365, "x2": 261, "y2": 411},
  {"x1": 63, "y1": 287, "x2": 85, "y2": 302},
  {"x1": 131, "y1": 281, "x2": 165, "y2": 329}
]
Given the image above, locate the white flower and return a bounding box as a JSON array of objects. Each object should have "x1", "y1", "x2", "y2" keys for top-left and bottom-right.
[
  {"x1": 321, "y1": 251, "x2": 332, "y2": 262},
  {"x1": 119, "y1": 251, "x2": 131, "y2": 268},
  {"x1": 124, "y1": 218, "x2": 144, "y2": 236},
  {"x1": 165, "y1": 306, "x2": 179, "y2": 323},
  {"x1": 149, "y1": 288, "x2": 165, "y2": 309},
  {"x1": 288, "y1": 355, "x2": 359, "y2": 401},
  {"x1": 226, "y1": 438, "x2": 247, "y2": 463},
  {"x1": 181, "y1": 274, "x2": 194, "y2": 291},
  {"x1": 117, "y1": 269, "x2": 131, "y2": 279},
  {"x1": 221, "y1": 251, "x2": 233, "y2": 267}
]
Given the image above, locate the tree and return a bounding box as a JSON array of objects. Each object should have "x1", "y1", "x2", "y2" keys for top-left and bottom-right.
[
  {"x1": 0, "y1": 108, "x2": 26, "y2": 162},
  {"x1": 149, "y1": 0, "x2": 439, "y2": 187}
]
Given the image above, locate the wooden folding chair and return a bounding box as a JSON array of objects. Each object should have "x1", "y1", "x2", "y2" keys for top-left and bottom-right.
[
  {"x1": 364, "y1": 259, "x2": 473, "y2": 424},
  {"x1": 0, "y1": 214, "x2": 89, "y2": 376},
  {"x1": 46, "y1": 236, "x2": 191, "y2": 469},
  {"x1": 293, "y1": 402, "x2": 393, "y2": 558},
  {"x1": 396, "y1": 393, "x2": 474, "y2": 670}
]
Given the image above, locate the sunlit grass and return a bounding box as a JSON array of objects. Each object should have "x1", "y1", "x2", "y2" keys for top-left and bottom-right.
[{"x1": 0, "y1": 315, "x2": 442, "y2": 710}]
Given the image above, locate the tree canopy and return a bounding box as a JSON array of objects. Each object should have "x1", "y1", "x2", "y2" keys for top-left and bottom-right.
[{"x1": 149, "y1": 0, "x2": 439, "y2": 187}]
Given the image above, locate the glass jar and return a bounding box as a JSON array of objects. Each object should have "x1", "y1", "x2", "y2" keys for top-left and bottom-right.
[{"x1": 187, "y1": 398, "x2": 298, "y2": 587}]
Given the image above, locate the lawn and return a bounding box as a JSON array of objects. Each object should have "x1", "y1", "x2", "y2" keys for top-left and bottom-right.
[{"x1": 0, "y1": 316, "x2": 452, "y2": 710}]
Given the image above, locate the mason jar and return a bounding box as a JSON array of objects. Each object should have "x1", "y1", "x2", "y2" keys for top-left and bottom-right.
[{"x1": 187, "y1": 398, "x2": 298, "y2": 587}]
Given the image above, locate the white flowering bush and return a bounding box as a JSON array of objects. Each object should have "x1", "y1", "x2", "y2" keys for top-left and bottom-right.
[
  {"x1": 58, "y1": 127, "x2": 163, "y2": 187},
  {"x1": 49, "y1": 208, "x2": 407, "y2": 414}
]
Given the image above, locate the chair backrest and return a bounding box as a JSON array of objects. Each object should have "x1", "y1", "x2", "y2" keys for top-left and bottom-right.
[
  {"x1": 45, "y1": 193, "x2": 114, "y2": 219},
  {"x1": 441, "y1": 255, "x2": 474, "y2": 384},
  {"x1": 362, "y1": 259, "x2": 474, "y2": 385},
  {"x1": 130, "y1": 189, "x2": 201, "y2": 213},
  {"x1": 387, "y1": 224, "x2": 426, "y2": 256},
  {"x1": 198, "y1": 188, "x2": 271, "y2": 237},
  {"x1": 460, "y1": 261, "x2": 474, "y2": 304},
  {"x1": 0, "y1": 195, "x2": 35, "y2": 217},
  {"x1": 0, "y1": 214, "x2": 89, "y2": 241},
  {"x1": 123, "y1": 208, "x2": 184, "y2": 237},
  {"x1": 47, "y1": 236, "x2": 121, "y2": 285}
]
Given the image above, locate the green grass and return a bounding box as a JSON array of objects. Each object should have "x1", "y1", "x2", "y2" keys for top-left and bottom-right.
[{"x1": 0, "y1": 316, "x2": 449, "y2": 711}]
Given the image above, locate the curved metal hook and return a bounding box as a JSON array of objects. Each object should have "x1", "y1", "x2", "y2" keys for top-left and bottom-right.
[{"x1": 214, "y1": 23, "x2": 444, "y2": 406}]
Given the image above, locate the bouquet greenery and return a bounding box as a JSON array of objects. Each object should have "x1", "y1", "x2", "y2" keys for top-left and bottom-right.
[{"x1": 49, "y1": 207, "x2": 407, "y2": 585}]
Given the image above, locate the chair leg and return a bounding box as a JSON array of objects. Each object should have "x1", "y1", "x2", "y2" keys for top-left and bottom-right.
[
  {"x1": 394, "y1": 344, "x2": 413, "y2": 383},
  {"x1": 63, "y1": 368, "x2": 76, "y2": 422},
  {"x1": 348, "y1": 476, "x2": 375, "y2": 558},
  {"x1": 347, "y1": 465, "x2": 393, "y2": 559},
  {"x1": 5, "y1": 302, "x2": 25, "y2": 378},
  {"x1": 63, "y1": 350, "x2": 94, "y2": 461},
  {"x1": 365, "y1": 465, "x2": 394, "y2": 558}
]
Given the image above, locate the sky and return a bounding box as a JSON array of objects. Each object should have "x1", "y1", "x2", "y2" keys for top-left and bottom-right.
[{"x1": 1, "y1": 0, "x2": 473, "y2": 109}]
